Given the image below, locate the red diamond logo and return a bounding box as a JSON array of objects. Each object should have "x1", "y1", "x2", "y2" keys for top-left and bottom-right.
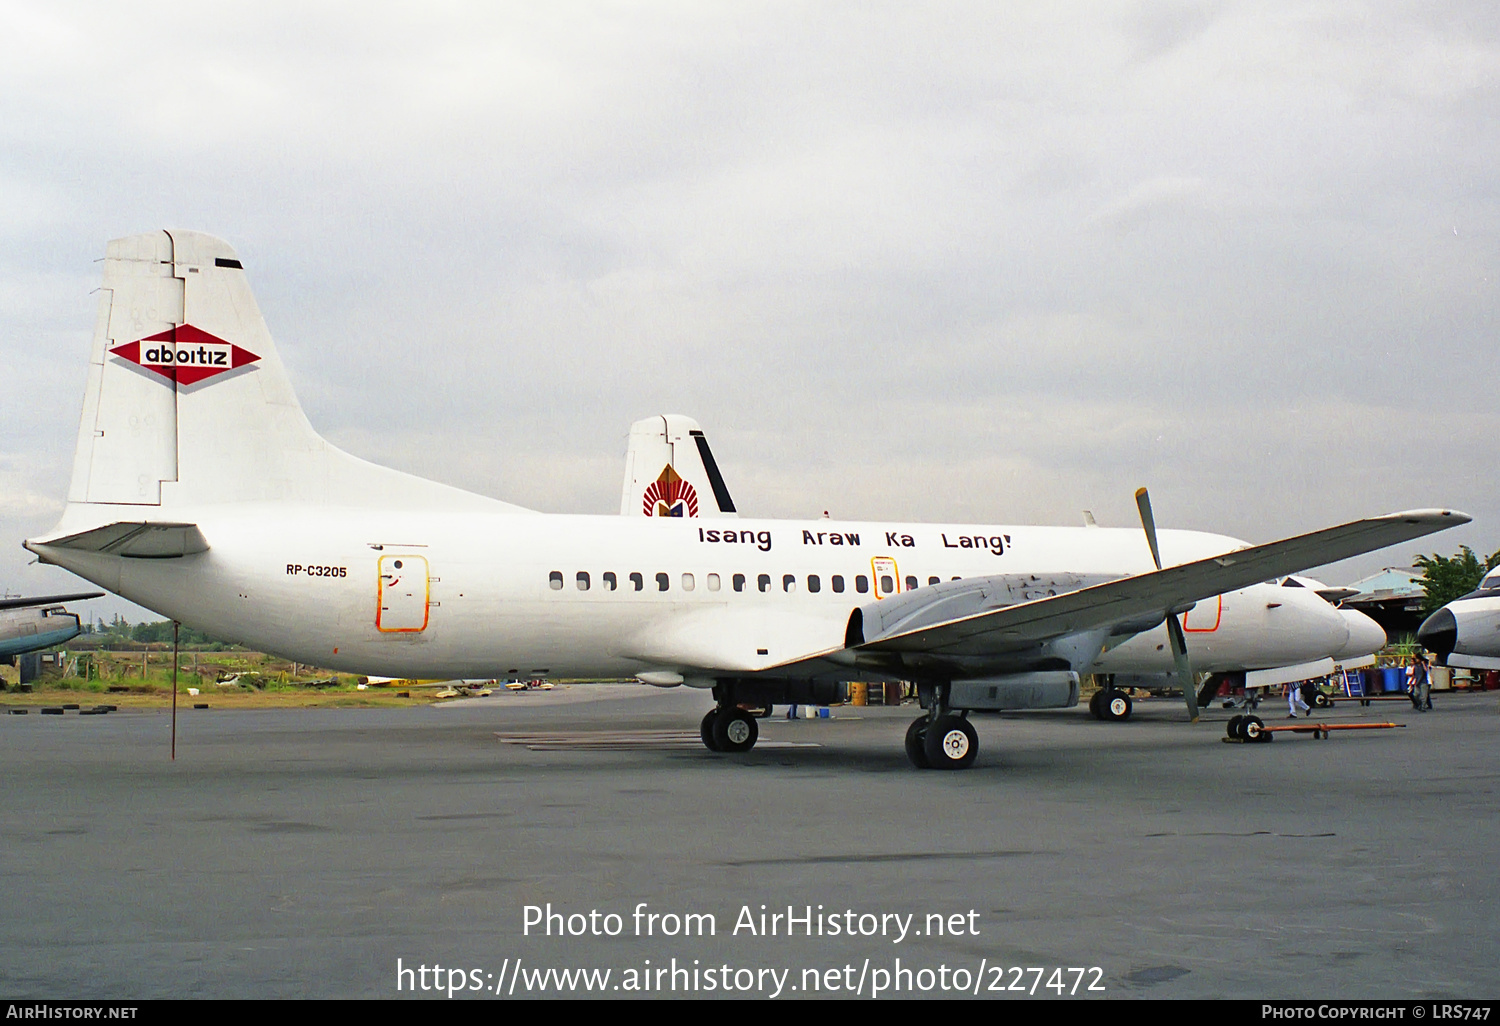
[{"x1": 109, "y1": 324, "x2": 259, "y2": 385}]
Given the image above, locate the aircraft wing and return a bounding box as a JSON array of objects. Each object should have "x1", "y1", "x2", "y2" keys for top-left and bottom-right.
[
  {"x1": 0, "y1": 592, "x2": 104, "y2": 611},
  {"x1": 852, "y1": 509, "x2": 1467, "y2": 657}
]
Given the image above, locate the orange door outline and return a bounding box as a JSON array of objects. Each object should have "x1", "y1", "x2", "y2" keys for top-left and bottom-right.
[
  {"x1": 1182, "y1": 594, "x2": 1222, "y2": 632},
  {"x1": 872, "y1": 556, "x2": 901, "y2": 599},
  {"x1": 376, "y1": 554, "x2": 430, "y2": 632}
]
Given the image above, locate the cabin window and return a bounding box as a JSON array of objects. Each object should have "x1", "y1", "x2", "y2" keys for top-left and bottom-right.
[
  {"x1": 928, "y1": 576, "x2": 940, "y2": 586},
  {"x1": 656, "y1": 572, "x2": 670, "y2": 592},
  {"x1": 629, "y1": 572, "x2": 644, "y2": 591},
  {"x1": 807, "y1": 574, "x2": 821, "y2": 593},
  {"x1": 707, "y1": 573, "x2": 721, "y2": 592},
  {"x1": 682, "y1": 573, "x2": 695, "y2": 591},
  {"x1": 758, "y1": 574, "x2": 771, "y2": 593},
  {"x1": 576, "y1": 571, "x2": 590, "y2": 591},
  {"x1": 603, "y1": 572, "x2": 617, "y2": 591},
  {"x1": 548, "y1": 571, "x2": 563, "y2": 590},
  {"x1": 905, "y1": 576, "x2": 917, "y2": 591},
  {"x1": 832, "y1": 575, "x2": 845, "y2": 593},
  {"x1": 855, "y1": 575, "x2": 869, "y2": 594},
  {"x1": 881, "y1": 575, "x2": 894, "y2": 593},
  {"x1": 783, "y1": 574, "x2": 797, "y2": 593},
  {"x1": 733, "y1": 573, "x2": 746, "y2": 593}
]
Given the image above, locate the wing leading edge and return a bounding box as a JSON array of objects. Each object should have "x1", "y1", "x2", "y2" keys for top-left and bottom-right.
[{"x1": 852, "y1": 509, "x2": 1468, "y2": 657}]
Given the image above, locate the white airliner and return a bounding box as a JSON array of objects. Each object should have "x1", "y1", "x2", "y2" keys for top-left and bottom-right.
[
  {"x1": 25, "y1": 231, "x2": 1469, "y2": 769},
  {"x1": 1419, "y1": 565, "x2": 1500, "y2": 670},
  {"x1": 619, "y1": 416, "x2": 1387, "y2": 721}
]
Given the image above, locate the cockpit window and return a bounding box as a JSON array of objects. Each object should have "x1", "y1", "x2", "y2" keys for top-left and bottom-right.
[{"x1": 1281, "y1": 577, "x2": 1305, "y2": 587}]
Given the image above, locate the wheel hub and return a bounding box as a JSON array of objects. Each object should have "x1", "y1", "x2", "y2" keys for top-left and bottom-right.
[{"x1": 941, "y1": 729, "x2": 969, "y2": 759}]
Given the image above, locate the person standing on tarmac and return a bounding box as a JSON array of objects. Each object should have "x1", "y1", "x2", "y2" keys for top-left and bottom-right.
[
  {"x1": 1409, "y1": 653, "x2": 1433, "y2": 712},
  {"x1": 1288, "y1": 679, "x2": 1311, "y2": 718}
]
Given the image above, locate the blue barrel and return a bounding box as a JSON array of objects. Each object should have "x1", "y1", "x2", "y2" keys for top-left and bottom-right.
[{"x1": 1383, "y1": 667, "x2": 1405, "y2": 693}]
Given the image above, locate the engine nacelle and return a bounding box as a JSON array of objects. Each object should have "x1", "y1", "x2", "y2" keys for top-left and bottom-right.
[{"x1": 947, "y1": 671, "x2": 1080, "y2": 711}]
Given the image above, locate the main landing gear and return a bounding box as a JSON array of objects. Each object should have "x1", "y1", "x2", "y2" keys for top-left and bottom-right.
[
  {"x1": 700, "y1": 706, "x2": 759, "y2": 754},
  {"x1": 1088, "y1": 685, "x2": 1133, "y2": 721},
  {"x1": 905, "y1": 684, "x2": 979, "y2": 770}
]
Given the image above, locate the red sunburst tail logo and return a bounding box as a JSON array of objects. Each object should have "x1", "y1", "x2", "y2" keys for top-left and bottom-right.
[{"x1": 642, "y1": 465, "x2": 699, "y2": 517}]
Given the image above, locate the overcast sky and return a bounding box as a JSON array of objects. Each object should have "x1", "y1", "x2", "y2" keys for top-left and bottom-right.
[{"x1": 1, "y1": 1, "x2": 1496, "y2": 624}]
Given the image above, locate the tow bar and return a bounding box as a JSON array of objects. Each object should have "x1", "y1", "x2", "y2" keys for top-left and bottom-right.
[{"x1": 1223, "y1": 715, "x2": 1406, "y2": 742}]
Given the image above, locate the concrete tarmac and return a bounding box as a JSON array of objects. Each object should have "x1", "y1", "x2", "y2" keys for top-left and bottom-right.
[{"x1": 2, "y1": 686, "x2": 1497, "y2": 999}]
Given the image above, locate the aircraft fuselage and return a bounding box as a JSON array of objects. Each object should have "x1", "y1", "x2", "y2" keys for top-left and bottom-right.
[{"x1": 38, "y1": 505, "x2": 1352, "y2": 683}]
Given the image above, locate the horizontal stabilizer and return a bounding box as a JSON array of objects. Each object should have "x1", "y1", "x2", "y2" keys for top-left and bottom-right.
[
  {"x1": 857, "y1": 509, "x2": 1470, "y2": 656},
  {"x1": 0, "y1": 591, "x2": 105, "y2": 611},
  {"x1": 33, "y1": 522, "x2": 208, "y2": 559}
]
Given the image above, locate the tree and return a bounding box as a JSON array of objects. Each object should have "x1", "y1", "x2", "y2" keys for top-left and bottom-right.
[{"x1": 1413, "y1": 545, "x2": 1500, "y2": 616}]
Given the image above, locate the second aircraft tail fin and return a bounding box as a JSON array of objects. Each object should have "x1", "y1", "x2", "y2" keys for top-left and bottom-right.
[{"x1": 620, "y1": 415, "x2": 737, "y2": 518}]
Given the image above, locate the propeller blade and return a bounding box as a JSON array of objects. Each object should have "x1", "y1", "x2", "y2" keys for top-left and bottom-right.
[
  {"x1": 1137, "y1": 486, "x2": 1199, "y2": 722},
  {"x1": 1167, "y1": 614, "x2": 1200, "y2": 723},
  {"x1": 1135, "y1": 487, "x2": 1163, "y2": 570}
]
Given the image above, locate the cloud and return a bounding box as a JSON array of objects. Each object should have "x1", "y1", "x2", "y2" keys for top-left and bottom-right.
[{"x1": 0, "y1": 0, "x2": 1496, "y2": 608}]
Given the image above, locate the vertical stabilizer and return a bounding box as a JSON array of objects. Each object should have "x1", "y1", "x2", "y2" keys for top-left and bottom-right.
[
  {"x1": 54, "y1": 230, "x2": 524, "y2": 521},
  {"x1": 620, "y1": 415, "x2": 737, "y2": 518}
]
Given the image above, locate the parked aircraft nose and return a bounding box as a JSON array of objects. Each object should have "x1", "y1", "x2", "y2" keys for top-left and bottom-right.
[
  {"x1": 1334, "y1": 609, "x2": 1386, "y2": 660},
  {"x1": 1418, "y1": 607, "x2": 1457, "y2": 660},
  {"x1": 1275, "y1": 591, "x2": 1357, "y2": 664}
]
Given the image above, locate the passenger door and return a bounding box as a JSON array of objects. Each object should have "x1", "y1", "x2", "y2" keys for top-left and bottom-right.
[{"x1": 377, "y1": 555, "x2": 430, "y2": 632}]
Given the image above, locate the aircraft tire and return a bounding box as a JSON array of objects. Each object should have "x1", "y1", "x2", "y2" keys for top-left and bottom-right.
[
  {"x1": 1242, "y1": 715, "x2": 1270, "y2": 742},
  {"x1": 923, "y1": 715, "x2": 977, "y2": 770},
  {"x1": 1088, "y1": 691, "x2": 1103, "y2": 719},
  {"x1": 1101, "y1": 690, "x2": 1132, "y2": 721},
  {"x1": 1313, "y1": 692, "x2": 1332, "y2": 709},
  {"x1": 700, "y1": 709, "x2": 723, "y2": 752},
  {"x1": 1227, "y1": 714, "x2": 1244, "y2": 740},
  {"x1": 713, "y1": 708, "x2": 758, "y2": 753},
  {"x1": 904, "y1": 717, "x2": 931, "y2": 769}
]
